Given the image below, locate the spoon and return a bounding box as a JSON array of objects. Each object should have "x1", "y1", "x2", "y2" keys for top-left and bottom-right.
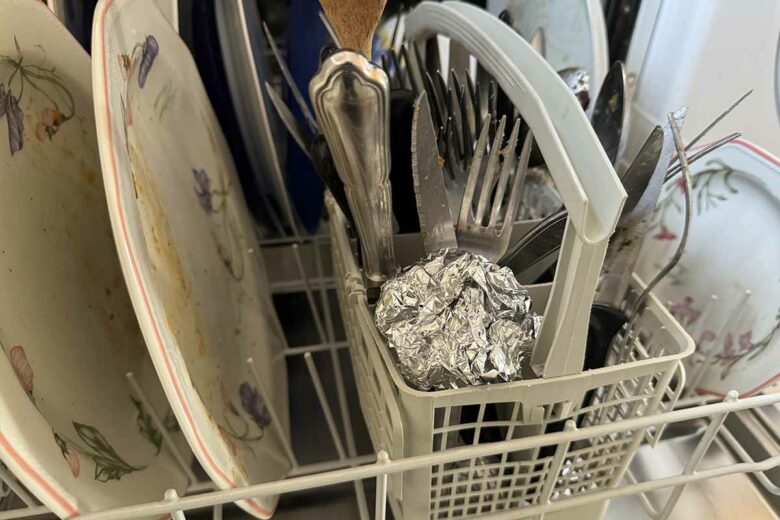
[{"x1": 557, "y1": 67, "x2": 590, "y2": 111}]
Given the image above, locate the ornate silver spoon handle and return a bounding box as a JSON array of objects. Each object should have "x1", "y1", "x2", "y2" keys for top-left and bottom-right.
[{"x1": 310, "y1": 51, "x2": 396, "y2": 281}]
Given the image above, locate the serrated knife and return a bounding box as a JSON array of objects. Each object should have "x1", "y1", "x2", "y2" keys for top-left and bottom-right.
[{"x1": 412, "y1": 91, "x2": 457, "y2": 253}]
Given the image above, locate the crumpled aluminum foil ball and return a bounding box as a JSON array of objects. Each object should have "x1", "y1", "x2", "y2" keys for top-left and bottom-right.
[{"x1": 375, "y1": 249, "x2": 541, "y2": 390}]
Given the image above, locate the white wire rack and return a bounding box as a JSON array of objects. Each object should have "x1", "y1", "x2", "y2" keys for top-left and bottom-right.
[{"x1": 1, "y1": 235, "x2": 780, "y2": 520}]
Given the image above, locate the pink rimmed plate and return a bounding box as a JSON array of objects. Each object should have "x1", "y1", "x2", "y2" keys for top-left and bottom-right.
[
  {"x1": 92, "y1": 0, "x2": 291, "y2": 517},
  {"x1": 637, "y1": 140, "x2": 780, "y2": 397},
  {"x1": 0, "y1": 0, "x2": 188, "y2": 516}
]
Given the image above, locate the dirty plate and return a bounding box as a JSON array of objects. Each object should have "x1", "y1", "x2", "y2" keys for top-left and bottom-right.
[
  {"x1": 92, "y1": 0, "x2": 291, "y2": 517},
  {"x1": 637, "y1": 140, "x2": 780, "y2": 397},
  {"x1": 0, "y1": 1, "x2": 188, "y2": 516}
]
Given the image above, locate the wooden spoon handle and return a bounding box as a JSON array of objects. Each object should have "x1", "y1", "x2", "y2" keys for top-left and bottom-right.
[{"x1": 320, "y1": 0, "x2": 388, "y2": 57}]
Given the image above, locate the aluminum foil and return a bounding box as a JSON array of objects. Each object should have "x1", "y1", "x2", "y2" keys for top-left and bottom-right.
[{"x1": 375, "y1": 249, "x2": 541, "y2": 390}]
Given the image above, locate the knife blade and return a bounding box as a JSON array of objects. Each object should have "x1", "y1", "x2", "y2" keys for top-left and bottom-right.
[
  {"x1": 596, "y1": 110, "x2": 683, "y2": 306},
  {"x1": 412, "y1": 91, "x2": 458, "y2": 253}
]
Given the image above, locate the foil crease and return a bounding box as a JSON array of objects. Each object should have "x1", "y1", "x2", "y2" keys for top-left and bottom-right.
[{"x1": 375, "y1": 249, "x2": 540, "y2": 390}]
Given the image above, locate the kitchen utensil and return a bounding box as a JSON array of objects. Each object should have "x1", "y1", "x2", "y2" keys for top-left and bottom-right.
[
  {"x1": 599, "y1": 114, "x2": 679, "y2": 308},
  {"x1": 636, "y1": 139, "x2": 780, "y2": 396},
  {"x1": 529, "y1": 27, "x2": 545, "y2": 56},
  {"x1": 319, "y1": 0, "x2": 387, "y2": 57},
  {"x1": 0, "y1": 3, "x2": 189, "y2": 516},
  {"x1": 412, "y1": 91, "x2": 458, "y2": 253},
  {"x1": 456, "y1": 115, "x2": 532, "y2": 262},
  {"x1": 309, "y1": 51, "x2": 396, "y2": 281},
  {"x1": 582, "y1": 122, "x2": 675, "y2": 373},
  {"x1": 499, "y1": 209, "x2": 568, "y2": 283},
  {"x1": 215, "y1": 0, "x2": 295, "y2": 233},
  {"x1": 500, "y1": 126, "x2": 663, "y2": 276},
  {"x1": 93, "y1": 1, "x2": 292, "y2": 517},
  {"x1": 502, "y1": 89, "x2": 752, "y2": 282},
  {"x1": 389, "y1": 87, "x2": 420, "y2": 233},
  {"x1": 503, "y1": 0, "x2": 608, "y2": 108},
  {"x1": 666, "y1": 90, "x2": 753, "y2": 175},
  {"x1": 309, "y1": 134, "x2": 353, "y2": 224},
  {"x1": 558, "y1": 67, "x2": 590, "y2": 110},
  {"x1": 665, "y1": 132, "x2": 740, "y2": 181},
  {"x1": 591, "y1": 61, "x2": 628, "y2": 165}
]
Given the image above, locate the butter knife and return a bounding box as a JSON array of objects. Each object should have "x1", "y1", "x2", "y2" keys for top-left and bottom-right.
[
  {"x1": 412, "y1": 91, "x2": 458, "y2": 254},
  {"x1": 310, "y1": 51, "x2": 396, "y2": 281}
]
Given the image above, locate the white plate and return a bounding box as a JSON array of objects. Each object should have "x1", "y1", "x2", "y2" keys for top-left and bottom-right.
[
  {"x1": 0, "y1": 1, "x2": 188, "y2": 516},
  {"x1": 503, "y1": 0, "x2": 609, "y2": 108},
  {"x1": 92, "y1": 0, "x2": 291, "y2": 517},
  {"x1": 636, "y1": 140, "x2": 780, "y2": 396}
]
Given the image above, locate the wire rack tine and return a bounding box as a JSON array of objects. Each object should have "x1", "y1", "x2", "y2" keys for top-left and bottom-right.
[
  {"x1": 303, "y1": 353, "x2": 347, "y2": 460},
  {"x1": 685, "y1": 290, "x2": 751, "y2": 397},
  {"x1": 164, "y1": 489, "x2": 186, "y2": 520},
  {"x1": 656, "y1": 391, "x2": 739, "y2": 520},
  {"x1": 310, "y1": 237, "x2": 370, "y2": 519},
  {"x1": 0, "y1": 466, "x2": 34, "y2": 508},
  {"x1": 304, "y1": 353, "x2": 372, "y2": 520},
  {"x1": 375, "y1": 451, "x2": 390, "y2": 520}
]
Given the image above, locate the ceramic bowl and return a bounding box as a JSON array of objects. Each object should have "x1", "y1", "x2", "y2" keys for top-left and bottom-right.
[{"x1": 0, "y1": 1, "x2": 188, "y2": 516}]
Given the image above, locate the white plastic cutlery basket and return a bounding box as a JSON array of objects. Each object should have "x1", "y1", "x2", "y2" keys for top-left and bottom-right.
[
  {"x1": 329, "y1": 199, "x2": 691, "y2": 520},
  {"x1": 327, "y1": 2, "x2": 694, "y2": 519}
]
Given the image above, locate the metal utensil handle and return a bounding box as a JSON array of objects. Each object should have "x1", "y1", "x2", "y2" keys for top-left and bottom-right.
[{"x1": 310, "y1": 51, "x2": 396, "y2": 281}]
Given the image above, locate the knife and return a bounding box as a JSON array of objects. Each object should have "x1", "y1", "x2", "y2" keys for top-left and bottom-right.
[
  {"x1": 596, "y1": 111, "x2": 682, "y2": 306},
  {"x1": 412, "y1": 91, "x2": 458, "y2": 253},
  {"x1": 310, "y1": 51, "x2": 396, "y2": 281}
]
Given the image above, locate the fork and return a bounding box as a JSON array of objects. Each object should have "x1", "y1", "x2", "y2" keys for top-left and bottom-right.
[{"x1": 456, "y1": 114, "x2": 533, "y2": 261}]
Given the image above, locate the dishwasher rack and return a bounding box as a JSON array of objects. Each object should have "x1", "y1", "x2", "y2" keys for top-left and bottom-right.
[{"x1": 1, "y1": 234, "x2": 780, "y2": 520}]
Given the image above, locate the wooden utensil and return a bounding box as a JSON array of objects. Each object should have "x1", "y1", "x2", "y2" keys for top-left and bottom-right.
[{"x1": 319, "y1": 0, "x2": 387, "y2": 57}]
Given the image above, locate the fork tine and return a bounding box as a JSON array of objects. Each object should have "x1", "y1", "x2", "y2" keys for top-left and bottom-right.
[
  {"x1": 475, "y1": 115, "x2": 506, "y2": 225},
  {"x1": 458, "y1": 114, "x2": 492, "y2": 228},
  {"x1": 464, "y1": 72, "x2": 478, "y2": 151},
  {"x1": 381, "y1": 54, "x2": 397, "y2": 89},
  {"x1": 423, "y1": 72, "x2": 444, "y2": 133},
  {"x1": 502, "y1": 129, "x2": 534, "y2": 234},
  {"x1": 458, "y1": 80, "x2": 474, "y2": 166},
  {"x1": 489, "y1": 117, "x2": 521, "y2": 228},
  {"x1": 389, "y1": 49, "x2": 402, "y2": 88},
  {"x1": 399, "y1": 45, "x2": 417, "y2": 91}
]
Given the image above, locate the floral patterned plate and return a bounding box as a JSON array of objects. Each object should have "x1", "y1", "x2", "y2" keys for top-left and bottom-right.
[
  {"x1": 92, "y1": 0, "x2": 291, "y2": 517},
  {"x1": 0, "y1": 1, "x2": 188, "y2": 517},
  {"x1": 636, "y1": 140, "x2": 780, "y2": 397}
]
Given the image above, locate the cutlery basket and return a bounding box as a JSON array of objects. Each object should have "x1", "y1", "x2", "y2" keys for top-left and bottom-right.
[
  {"x1": 326, "y1": 3, "x2": 693, "y2": 518},
  {"x1": 329, "y1": 198, "x2": 692, "y2": 519}
]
